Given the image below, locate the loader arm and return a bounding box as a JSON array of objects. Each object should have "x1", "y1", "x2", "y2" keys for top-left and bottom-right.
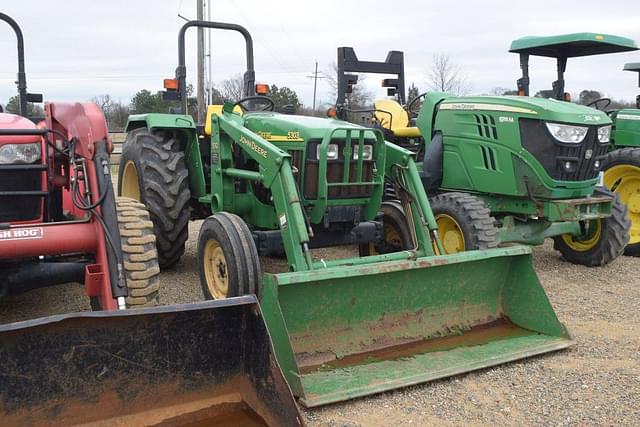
[{"x1": 212, "y1": 102, "x2": 313, "y2": 271}]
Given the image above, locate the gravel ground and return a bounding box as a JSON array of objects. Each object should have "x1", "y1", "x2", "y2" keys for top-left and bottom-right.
[{"x1": 1, "y1": 220, "x2": 638, "y2": 426}]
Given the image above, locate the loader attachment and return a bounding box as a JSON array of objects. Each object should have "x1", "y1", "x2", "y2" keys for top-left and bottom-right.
[
  {"x1": 0, "y1": 296, "x2": 304, "y2": 427},
  {"x1": 261, "y1": 246, "x2": 572, "y2": 407}
]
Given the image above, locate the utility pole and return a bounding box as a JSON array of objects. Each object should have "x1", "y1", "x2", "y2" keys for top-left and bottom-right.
[
  {"x1": 196, "y1": 0, "x2": 205, "y2": 123},
  {"x1": 206, "y1": 0, "x2": 213, "y2": 104},
  {"x1": 306, "y1": 61, "x2": 326, "y2": 115}
]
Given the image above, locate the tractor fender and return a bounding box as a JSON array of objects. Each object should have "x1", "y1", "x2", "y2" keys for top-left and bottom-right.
[
  {"x1": 416, "y1": 92, "x2": 452, "y2": 143},
  {"x1": 125, "y1": 113, "x2": 196, "y2": 133},
  {"x1": 420, "y1": 132, "x2": 444, "y2": 191}
]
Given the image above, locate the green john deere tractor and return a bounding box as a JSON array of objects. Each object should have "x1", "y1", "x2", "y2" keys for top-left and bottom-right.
[
  {"x1": 334, "y1": 47, "x2": 630, "y2": 266},
  {"x1": 509, "y1": 33, "x2": 640, "y2": 254},
  {"x1": 117, "y1": 21, "x2": 573, "y2": 407}
]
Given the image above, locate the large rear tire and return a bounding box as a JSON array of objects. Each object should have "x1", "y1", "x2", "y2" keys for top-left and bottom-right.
[
  {"x1": 553, "y1": 187, "x2": 630, "y2": 266},
  {"x1": 91, "y1": 197, "x2": 161, "y2": 310},
  {"x1": 602, "y1": 148, "x2": 640, "y2": 255},
  {"x1": 197, "y1": 212, "x2": 262, "y2": 300},
  {"x1": 118, "y1": 128, "x2": 191, "y2": 268},
  {"x1": 359, "y1": 200, "x2": 414, "y2": 256},
  {"x1": 430, "y1": 192, "x2": 499, "y2": 254}
]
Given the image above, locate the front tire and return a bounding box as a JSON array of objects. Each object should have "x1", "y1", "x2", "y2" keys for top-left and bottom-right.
[
  {"x1": 197, "y1": 212, "x2": 262, "y2": 300},
  {"x1": 553, "y1": 187, "x2": 630, "y2": 266},
  {"x1": 430, "y1": 192, "x2": 499, "y2": 254},
  {"x1": 602, "y1": 148, "x2": 640, "y2": 255},
  {"x1": 91, "y1": 197, "x2": 161, "y2": 310},
  {"x1": 118, "y1": 128, "x2": 191, "y2": 268},
  {"x1": 359, "y1": 200, "x2": 414, "y2": 256}
]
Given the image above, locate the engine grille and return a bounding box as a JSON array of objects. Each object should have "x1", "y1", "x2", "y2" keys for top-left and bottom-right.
[
  {"x1": 519, "y1": 118, "x2": 608, "y2": 181},
  {"x1": 299, "y1": 138, "x2": 376, "y2": 200},
  {"x1": 0, "y1": 166, "x2": 44, "y2": 222}
]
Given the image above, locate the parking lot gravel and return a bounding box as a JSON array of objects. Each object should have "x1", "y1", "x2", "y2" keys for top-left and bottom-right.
[{"x1": 1, "y1": 219, "x2": 638, "y2": 426}]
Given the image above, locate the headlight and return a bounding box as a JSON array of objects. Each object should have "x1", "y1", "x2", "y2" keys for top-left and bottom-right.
[
  {"x1": 0, "y1": 143, "x2": 42, "y2": 164},
  {"x1": 545, "y1": 123, "x2": 588, "y2": 143},
  {"x1": 597, "y1": 125, "x2": 612, "y2": 143},
  {"x1": 317, "y1": 143, "x2": 339, "y2": 160},
  {"x1": 353, "y1": 145, "x2": 373, "y2": 161}
]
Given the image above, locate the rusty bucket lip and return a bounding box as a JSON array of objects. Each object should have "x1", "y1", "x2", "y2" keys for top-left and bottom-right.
[{"x1": 0, "y1": 295, "x2": 259, "y2": 331}]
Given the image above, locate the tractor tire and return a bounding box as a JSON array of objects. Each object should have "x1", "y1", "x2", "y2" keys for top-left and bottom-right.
[
  {"x1": 602, "y1": 148, "x2": 640, "y2": 256},
  {"x1": 118, "y1": 128, "x2": 191, "y2": 268},
  {"x1": 359, "y1": 200, "x2": 414, "y2": 256},
  {"x1": 430, "y1": 192, "x2": 499, "y2": 254},
  {"x1": 91, "y1": 197, "x2": 160, "y2": 310},
  {"x1": 553, "y1": 187, "x2": 630, "y2": 267},
  {"x1": 197, "y1": 212, "x2": 262, "y2": 300}
]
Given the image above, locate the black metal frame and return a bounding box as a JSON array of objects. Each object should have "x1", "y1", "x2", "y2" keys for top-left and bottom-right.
[
  {"x1": 0, "y1": 13, "x2": 42, "y2": 117},
  {"x1": 168, "y1": 20, "x2": 256, "y2": 114},
  {"x1": 336, "y1": 47, "x2": 405, "y2": 120},
  {"x1": 517, "y1": 53, "x2": 568, "y2": 100}
]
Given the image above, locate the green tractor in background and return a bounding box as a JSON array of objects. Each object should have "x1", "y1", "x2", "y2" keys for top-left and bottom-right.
[
  {"x1": 509, "y1": 33, "x2": 640, "y2": 254},
  {"x1": 335, "y1": 47, "x2": 630, "y2": 266},
  {"x1": 117, "y1": 21, "x2": 573, "y2": 407}
]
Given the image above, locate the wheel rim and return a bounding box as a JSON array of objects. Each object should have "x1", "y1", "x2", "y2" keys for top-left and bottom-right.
[
  {"x1": 203, "y1": 239, "x2": 229, "y2": 299},
  {"x1": 368, "y1": 223, "x2": 403, "y2": 255},
  {"x1": 435, "y1": 214, "x2": 465, "y2": 254},
  {"x1": 561, "y1": 219, "x2": 602, "y2": 252},
  {"x1": 121, "y1": 160, "x2": 141, "y2": 201},
  {"x1": 604, "y1": 164, "x2": 640, "y2": 245}
]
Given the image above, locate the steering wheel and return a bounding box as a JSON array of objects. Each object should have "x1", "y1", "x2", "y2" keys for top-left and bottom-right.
[
  {"x1": 586, "y1": 97, "x2": 612, "y2": 111},
  {"x1": 233, "y1": 96, "x2": 275, "y2": 112},
  {"x1": 406, "y1": 92, "x2": 428, "y2": 116}
]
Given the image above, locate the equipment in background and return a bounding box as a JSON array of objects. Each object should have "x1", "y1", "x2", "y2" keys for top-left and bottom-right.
[
  {"x1": 510, "y1": 33, "x2": 640, "y2": 255},
  {"x1": 334, "y1": 46, "x2": 630, "y2": 267}
]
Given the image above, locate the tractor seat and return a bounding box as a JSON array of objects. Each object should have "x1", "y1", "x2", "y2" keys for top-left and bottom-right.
[
  {"x1": 204, "y1": 104, "x2": 243, "y2": 135},
  {"x1": 373, "y1": 99, "x2": 422, "y2": 138}
]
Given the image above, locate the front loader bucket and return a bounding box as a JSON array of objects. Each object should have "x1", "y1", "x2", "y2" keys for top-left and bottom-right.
[
  {"x1": 261, "y1": 246, "x2": 573, "y2": 407},
  {"x1": 0, "y1": 296, "x2": 304, "y2": 427}
]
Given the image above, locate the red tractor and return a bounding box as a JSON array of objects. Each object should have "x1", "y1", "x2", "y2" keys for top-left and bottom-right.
[{"x1": 0, "y1": 13, "x2": 159, "y2": 310}]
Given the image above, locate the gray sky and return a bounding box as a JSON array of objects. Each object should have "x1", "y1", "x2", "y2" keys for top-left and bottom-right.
[{"x1": 2, "y1": 0, "x2": 640, "y2": 108}]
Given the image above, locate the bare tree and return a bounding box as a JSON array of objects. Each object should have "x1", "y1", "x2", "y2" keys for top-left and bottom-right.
[
  {"x1": 220, "y1": 74, "x2": 244, "y2": 101},
  {"x1": 323, "y1": 62, "x2": 373, "y2": 109},
  {"x1": 427, "y1": 54, "x2": 469, "y2": 95}
]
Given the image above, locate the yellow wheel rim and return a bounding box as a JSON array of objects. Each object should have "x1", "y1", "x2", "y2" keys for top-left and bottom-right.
[
  {"x1": 203, "y1": 239, "x2": 229, "y2": 299},
  {"x1": 604, "y1": 164, "x2": 640, "y2": 245},
  {"x1": 435, "y1": 214, "x2": 465, "y2": 254},
  {"x1": 561, "y1": 219, "x2": 602, "y2": 252},
  {"x1": 367, "y1": 223, "x2": 403, "y2": 255},
  {"x1": 121, "y1": 160, "x2": 141, "y2": 201}
]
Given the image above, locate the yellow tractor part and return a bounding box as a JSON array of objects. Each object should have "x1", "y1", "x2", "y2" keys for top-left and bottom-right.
[
  {"x1": 561, "y1": 219, "x2": 603, "y2": 251},
  {"x1": 436, "y1": 213, "x2": 466, "y2": 253},
  {"x1": 604, "y1": 164, "x2": 640, "y2": 245},
  {"x1": 120, "y1": 159, "x2": 141, "y2": 201},
  {"x1": 373, "y1": 99, "x2": 422, "y2": 138}
]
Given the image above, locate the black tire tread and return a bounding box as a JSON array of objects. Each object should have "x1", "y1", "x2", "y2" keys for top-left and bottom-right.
[
  {"x1": 552, "y1": 187, "x2": 630, "y2": 266},
  {"x1": 118, "y1": 128, "x2": 191, "y2": 268},
  {"x1": 602, "y1": 147, "x2": 640, "y2": 256},
  {"x1": 430, "y1": 192, "x2": 499, "y2": 251}
]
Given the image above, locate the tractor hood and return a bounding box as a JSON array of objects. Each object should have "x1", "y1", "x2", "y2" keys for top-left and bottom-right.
[
  {"x1": 0, "y1": 112, "x2": 41, "y2": 144},
  {"x1": 438, "y1": 96, "x2": 612, "y2": 125},
  {"x1": 243, "y1": 112, "x2": 377, "y2": 142}
]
